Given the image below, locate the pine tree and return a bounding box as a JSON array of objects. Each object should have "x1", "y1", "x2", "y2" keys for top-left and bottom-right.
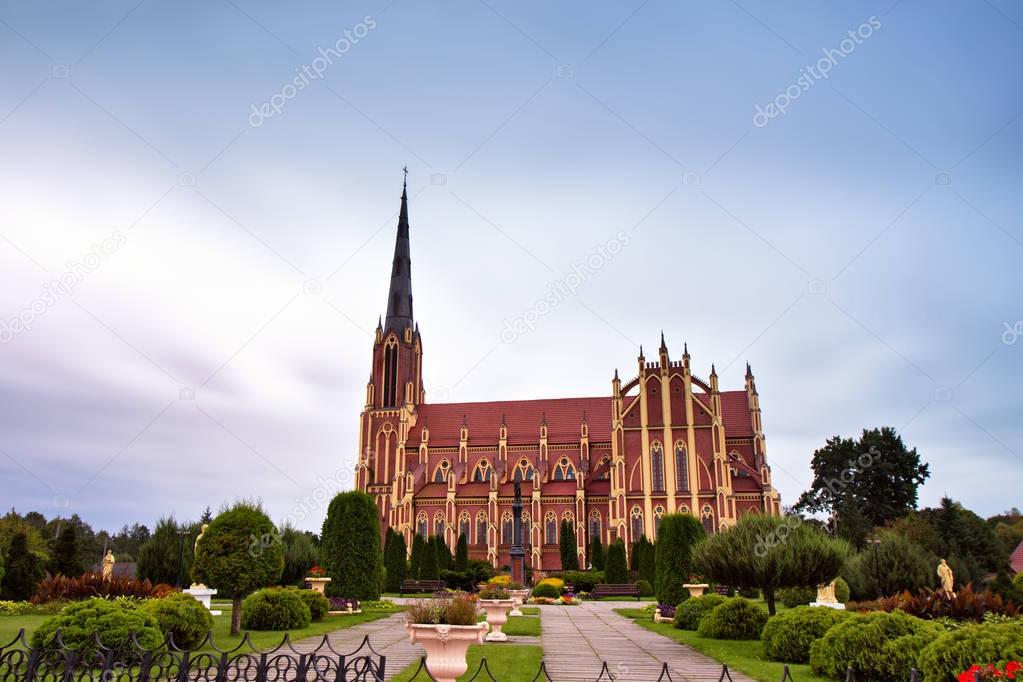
[
  {"x1": 434, "y1": 535, "x2": 452, "y2": 571},
  {"x1": 410, "y1": 533, "x2": 424, "y2": 579},
  {"x1": 51, "y1": 525, "x2": 83, "y2": 577},
  {"x1": 590, "y1": 536, "x2": 606, "y2": 571},
  {"x1": 420, "y1": 535, "x2": 439, "y2": 579},
  {"x1": 319, "y1": 491, "x2": 383, "y2": 602},
  {"x1": 559, "y1": 520, "x2": 579, "y2": 570},
  {"x1": 384, "y1": 530, "x2": 407, "y2": 592},
  {"x1": 638, "y1": 537, "x2": 656, "y2": 586},
  {"x1": 655, "y1": 515, "x2": 705, "y2": 607},
  {"x1": 1, "y1": 532, "x2": 43, "y2": 601},
  {"x1": 137, "y1": 517, "x2": 189, "y2": 586},
  {"x1": 455, "y1": 533, "x2": 469, "y2": 571}
]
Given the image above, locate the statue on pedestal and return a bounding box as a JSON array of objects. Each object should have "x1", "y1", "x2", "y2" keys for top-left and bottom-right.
[
  {"x1": 816, "y1": 579, "x2": 837, "y2": 604},
  {"x1": 937, "y1": 559, "x2": 955, "y2": 596},
  {"x1": 191, "y1": 524, "x2": 210, "y2": 589},
  {"x1": 102, "y1": 550, "x2": 115, "y2": 580}
]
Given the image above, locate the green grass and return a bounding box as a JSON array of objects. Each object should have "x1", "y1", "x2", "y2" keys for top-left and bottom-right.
[
  {"x1": 475, "y1": 613, "x2": 541, "y2": 637},
  {"x1": 519, "y1": 607, "x2": 540, "y2": 616},
  {"x1": 390, "y1": 644, "x2": 544, "y2": 682},
  {"x1": 0, "y1": 615, "x2": 49, "y2": 644},
  {"x1": 615, "y1": 609, "x2": 830, "y2": 682}
]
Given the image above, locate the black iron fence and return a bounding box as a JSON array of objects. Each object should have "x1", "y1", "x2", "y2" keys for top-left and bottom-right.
[{"x1": 0, "y1": 629, "x2": 385, "y2": 682}]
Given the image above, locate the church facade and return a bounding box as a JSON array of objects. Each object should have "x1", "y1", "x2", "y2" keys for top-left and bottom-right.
[{"x1": 355, "y1": 180, "x2": 781, "y2": 571}]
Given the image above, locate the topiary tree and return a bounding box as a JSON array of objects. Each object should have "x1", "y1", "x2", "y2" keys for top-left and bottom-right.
[
  {"x1": 51, "y1": 525, "x2": 83, "y2": 577},
  {"x1": 31, "y1": 598, "x2": 163, "y2": 653},
  {"x1": 1, "y1": 532, "x2": 43, "y2": 601},
  {"x1": 810, "y1": 610, "x2": 943, "y2": 680},
  {"x1": 605, "y1": 539, "x2": 628, "y2": 583},
  {"x1": 590, "y1": 536, "x2": 605, "y2": 571},
  {"x1": 140, "y1": 592, "x2": 214, "y2": 649},
  {"x1": 420, "y1": 535, "x2": 439, "y2": 580},
  {"x1": 410, "y1": 533, "x2": 424, "y2": 579},
  {"x1": 655, "y1": 514, "x2": 705, "y2": 607},
  {"x1": 693, "y1": 515, "x2": 849, "y2": 615},
  {"x1": 697, "y1": 597, "x2": 769, "y2": 640},
  {"x1": 559, "y1": 520, "x2": 579, "y2": 571},
  {"x1": 455, "y1": 533, "x2": 469, "y2": 571},
  {"x1": 761, "y1": 606, "x2": 850, "y2": 663},
  {"x1": 320, "y1": 491, "x2": 383, "y2": 602},
  {"x1": 385, "y1": 530, "x2": 408, "y2": 592},
  {"x1": 241, "y1": 587, "x2": 311, "y2": 631},
  {"x1": 192, "y1": 501, "x2": 283, "y2": 635}
]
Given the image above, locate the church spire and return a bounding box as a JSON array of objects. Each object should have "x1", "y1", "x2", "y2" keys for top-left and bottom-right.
[{"x1": 384, "y1": 169, "x2": 414, "y2": 333}]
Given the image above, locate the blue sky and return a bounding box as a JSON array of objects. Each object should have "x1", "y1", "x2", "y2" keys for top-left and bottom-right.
[{"x1": 1, "y1": 0, "x2": 1020, "y2": 533}]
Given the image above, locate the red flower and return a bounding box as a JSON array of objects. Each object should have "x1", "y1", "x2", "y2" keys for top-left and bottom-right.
[{"x1": 1006, "y1": 661, "x2": 1021, "y2": 679}]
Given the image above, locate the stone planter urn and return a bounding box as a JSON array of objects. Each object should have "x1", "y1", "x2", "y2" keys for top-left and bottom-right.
[
  {"x1": 406, "y1": 623, "x2": 487, "y2": 682},
  {"x1": 306, "y1": 577, "x2": 331, "y2": 594},
  {"x1": 508, "y1": 589, "x2": 530, "y2": 617},
  {"x1": 478, "y1": 598, "x2": 516, "y2": 642},
  {"x1": 683, "y1": 583, "x2": 710, "y2": 598}
]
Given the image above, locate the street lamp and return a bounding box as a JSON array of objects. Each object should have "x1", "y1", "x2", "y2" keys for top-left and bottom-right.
[
  {"x1": 176, "y1": 527, "x2": 191, "y2": 588},
  {"x1": 868, "y1": 536, "x2": 882, "y2": 598}
]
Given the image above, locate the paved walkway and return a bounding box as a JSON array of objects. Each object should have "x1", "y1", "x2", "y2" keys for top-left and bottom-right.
[
  {"x1": 539, "y1": 601, "x2": 755, "y2": 682},
  {"x1": 290, "y1": 612, "x2": 424, "y2": 678}
]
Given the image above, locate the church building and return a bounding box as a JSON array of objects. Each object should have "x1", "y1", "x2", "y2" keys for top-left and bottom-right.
[{"x1": 355, "y1": 179, "x2": 781, "y2": 571}]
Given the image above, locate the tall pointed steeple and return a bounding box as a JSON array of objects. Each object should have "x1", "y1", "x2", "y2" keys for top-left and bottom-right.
[{"x1": 384, "y1": 169, "x2": 414, "y2": 333}]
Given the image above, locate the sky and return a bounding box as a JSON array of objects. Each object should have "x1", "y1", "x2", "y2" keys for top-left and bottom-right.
[{"x1": 0, "y1": 0, "x2": 1021, "y2": 536}]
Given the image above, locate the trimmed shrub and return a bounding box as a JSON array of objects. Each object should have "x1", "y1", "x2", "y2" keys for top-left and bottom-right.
[
  {"x1": 917, "y1": 620, "x2": 1023, "y2": 682},
  {"x1": 556, "y1": 571, "x2": 604, "y2": 593},
  {"x1": 241, "y1": 588, "x2": 311, "y2": 631},
  {"x1": 0, "y1": 600, "x2": 31, "y2": 615},
  {"x1": 809, "y1": 610, "x2": 943, "y2": 680},
  {"x1": 538, "y1": 577, "x2": 564, "y2": 591},
  {"x1": 674, "y1": 593, "x2": 728, "y2": 630},
  {"x1": 320, "y1": 492, "x2": 383, "y2": 601},
  {"x1": 835, "y1": 577, "x2": 850, "y2": 603},
  {"x1": 761, "y1": 606, "x2": 849, "y2": 663},
  {"x1": 737, "y1": 586, "x2": 760, "y2": 599},
  {"x1": 698, "y1": 597, "x2": 769, "y2": 640},
  {"x1": 655, "y1": 515, "x2": 705, "y2": 608},
  {"x1": 140, "y1": 593, "x2": 213, "y2": 649},
  {"x1": 532, "y1": 583, "x2": 560, "y2": 599},
  {"x1": 31, "y1": 598, "x2": 163, "y2": 653},
  {"x1": 636, "y1": 579, "x2": 653, "y2": 597},
  {"x1": 779, "y1": 586, "x2": 816, "y2": 609},
  {"x1": 605, "y1": 540, "x2": 628, "y2": 584},
  {"x1": 289, "y1": 588, "x2": 329, "y2": 621}
]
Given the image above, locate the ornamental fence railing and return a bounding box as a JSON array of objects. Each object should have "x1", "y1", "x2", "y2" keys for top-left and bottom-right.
[{"x1": 0, "y1": 629, "x2": 385, "y2": 682}]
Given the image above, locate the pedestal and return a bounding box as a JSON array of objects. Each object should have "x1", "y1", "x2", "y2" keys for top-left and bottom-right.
[
  {"x1": 809, "y1": 602, "x2": 846, "y2": 609},
  {"x1": 306, "y1": 577, "x2": 331, "y2": 594},
  {"x1": 683, "y1": 583, "x2": 710, "y2": 598},
  {"x1": 183, "y1": 586, "x2": 222, "y2": 616}
]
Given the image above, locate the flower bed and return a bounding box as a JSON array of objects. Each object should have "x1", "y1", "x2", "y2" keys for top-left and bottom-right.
[{"x1": 329, "y1": 597, "x2": 362, "y2": 614}]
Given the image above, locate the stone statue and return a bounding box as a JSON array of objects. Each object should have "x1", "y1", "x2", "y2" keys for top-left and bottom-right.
[
  {"x1": 937, "y1": 559, "x2": 955, "y2": 596},
  {"x1": 194, "y1": 524, "x2": 209, "y2": 554},
  {"x1": 816, "y1": 579, "x2": 838, "y2": 604},
  {"x1": 102, "y1": 549, "x2": 115, "y2": 580}
]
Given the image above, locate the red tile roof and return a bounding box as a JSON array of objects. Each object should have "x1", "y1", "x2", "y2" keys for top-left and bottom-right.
[
  {"x1": 1011, "y1": 540, "x2": 1023, "y2": 574},
  {"x1": 720, "y1": 391, "x2": 754, "y2": 437}
]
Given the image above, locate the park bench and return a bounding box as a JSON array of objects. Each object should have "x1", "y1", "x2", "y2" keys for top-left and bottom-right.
[
  {"x1": 399, "y1": 579, "x2": 446, "y2": 596},
  {"x1": 591, "y1": 583, "x2": 640, "y2": 600}
]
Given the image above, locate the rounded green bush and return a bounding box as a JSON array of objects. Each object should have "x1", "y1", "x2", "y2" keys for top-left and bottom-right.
[
  {"x1": 635, "y1": 579, "x2": 653, "y2": 597},
  {"x1": 761, "y1": 606, "x2": 849, "y2": 663},
  {"x1": 778, "y1": 586, "x2": 816, "y2": 609},
  {"x1": 809, "y1": 610, "x2": 943, "y2": 680},
  {"x1": 532, "y1": 583, "x2": 560, "y2": 599},
  {"x1": 139, "y1": 593, "x2": 214, "y2": 649},
  {"x1": 834, "y1": 577, "x2": 850, "y2": 603},
  {"x1": 288, "y1": 588, "x2": 329, "y2": 621},
  {"x1": 917, "y1": 621, "x2": 1023, "y2": 682},
  {"x1": 737, "y1": 586, "x2": 760, "y2": 599},
  {"x1": 697, "y1": 597, "x2": 769, "y2": 640},
  {"x1": 31, "y1": 598, "x2": 164, "y2": 654},
  {"x1": 674, "y1": 593, "x2": 727, "y2": 630},
  {"x1": 241, "y1": 588, "x2": 311, "y2": 631}
]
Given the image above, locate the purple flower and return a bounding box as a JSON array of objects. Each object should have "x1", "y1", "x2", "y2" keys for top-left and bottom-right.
[{"x1": 657, "y1": 603, "x2": 676, "y2": 618}]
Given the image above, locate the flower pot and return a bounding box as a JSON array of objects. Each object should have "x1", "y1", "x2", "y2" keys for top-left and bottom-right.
[
  {"x1": 306, "y1": 577, "x2": 331, "y2": 594},
  {"x1": 683, "y1": 583, "x2": 709, "y2": 598},
  {"x1": 508, "y1": 589, "x2": 530, "y2": 617},
  {"x1": 478, "y1": 598, "x2": 516, "y2": 642},
  {"x1": 406, "y1": 623, "x2": 487, "y2": 682}
]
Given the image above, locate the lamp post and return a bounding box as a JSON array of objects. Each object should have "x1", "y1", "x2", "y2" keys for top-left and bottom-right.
[
  {"x1": 868, "y1": 536, "x2": 882, "y2": 598},
  {"x1": 176, "y1": 527, "x2": 191, "y2": 588},
  {"x1": 510, "y1": 482, "x2": 525, "y2": 585}
]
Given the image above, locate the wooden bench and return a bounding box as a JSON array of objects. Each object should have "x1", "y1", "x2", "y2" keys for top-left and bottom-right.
[
  {"x1": 591, "y1": 583, "x2": 641, "y2": 600},
  {"x1": 399, "y1": 579, "x2": 446, "y2": 597}
]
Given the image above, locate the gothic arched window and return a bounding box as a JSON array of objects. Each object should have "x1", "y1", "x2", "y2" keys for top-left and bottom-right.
[
  {"x1": 630, "y1": 506, "x2": 644, "y2": 541},
  {"x1": 588, "y1": 510, "x2": 602, "y2": 542},
  {"x1": 545, "y1": 511, "x2": 558, "y2": 544},
  {"x1": 383, "y1": 338, "x2": 398, "y2": 407},
  {"x1": 458, "y1": 512, "x2": 470, "y2": 541},
  {"x1": 521, "y1": 513, "x2": 531, "y2": 547},
  {"x1": 472, "y1": 459, "x2": 492, "y2": 482},
  {"x1": 701, "y1": 505, "x2": 715, "y2": 534},
  {"x1": 501, "y1": 512, "x2": 513, "y2": 545},
  {"x1": 417, "y1": 512, "x2": 428, "y2": 539},
  {"x1": 513, "y1": 458, "x2": 534, "y2": 483},
  {"x1": 553, "y1": 457, "x2": 576, "y2": 481},
  {"x1": 433, "y1": 459, "x2": 450, "y2": 483},
  {"x1": 434, "y1": 513, "x2": 445, "y2": 538},
  {"x1": 654, "y1": 506, "x2": 665, "y2": 538},
  {"x1": 651, "y1": 443, "x2": 665, "y2": 492},
  {"x1": 675, "y1": 442, "x2": 689, "y2": 492},
  {"x1": 475, "y1": 512, "x2": 488, "y2": 545}
]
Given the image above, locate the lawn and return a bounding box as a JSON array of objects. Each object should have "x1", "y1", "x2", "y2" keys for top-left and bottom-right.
[
  {"x1": 0, "y1": 615, "x2": 49, "y2": 644},
  {"x1": 519, "y1": 607, "x2": 540, "y2": 616},
  {"x1": 615, "y1": 609, "x2": 830, "y2": 682},
  {"x1": 390, "y1": 644, "x2": 544, "y2": 682}
]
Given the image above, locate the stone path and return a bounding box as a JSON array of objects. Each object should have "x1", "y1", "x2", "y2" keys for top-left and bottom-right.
[
  {"x1": 539, "y1": 602, "x2": 756, "y2": 682},
  {"x1": 290, "y1": 612, "x2": 423, "y2": 679}
]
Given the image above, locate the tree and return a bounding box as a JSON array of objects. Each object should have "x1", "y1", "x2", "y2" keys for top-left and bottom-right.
[
  {"x1": 693, "y1": 515, "x2": 849, "y2": 615},
  {"x1": 44, "y1": 515, "x2": 97, "y2": 573},
  {"x1": 590, "y1": 536, "x2": 605, "y2": 571},
  {"x1": 410, "y1": 533, "x2": 424, "y2": 579},
  {"x1": 320, "y1": 491, "x2": 383, "y2": 603},
  {"x1": 137, "y1": 517, "x2": 191, "y2": 586},
  {"x1": 794, "y1": 427, "x2": 929, "y2": 528},
  {"x1": 638, "y1": 537, "x2": 656, "y2": 587},
  {"x1": 605, "y1": 540, "x2": 628, "y2": 583},
  {"x1": 455, "y1": 533, "x2": 469, "y2": 571},
  {"x1": 51, "y1": 526, "x2": 83, "y2": 577},
  {"x1": 192, "y1": 502, "x2": 283, "y2": 635},
  {"x1": 844, "y1": 531, "x2": 937, "y2": 599},
  {"x1": 434, "y1": 535, "x2": 452, "y2": 571},
  {"x1": 280, "y1": 525, "x2": 319, "y2": 585},
  {"x1": 559, "y1": 520, "x2": 579, "y2": 571},
  {"x1": 0, "y1": 512, "x2": 50, "y2": 565},
  {"x1": 420, "y1": 535, "x2": 439, "y2": 580},
  {"x1": 385, "y1": 530, "x2": 408, "y2": 592},
  {"x1": 654, "y1": 515, "x2": 705, "y2": 606},
  {"x1": 1, "y1": 532, "x2": 43, "y2": 601}
]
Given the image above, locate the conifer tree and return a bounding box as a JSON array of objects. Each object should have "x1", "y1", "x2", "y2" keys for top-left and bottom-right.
[
  {"x1": 420, "y1": 535, "x2": 439, "y2": 580},
  {"x1": 384, "y1": 529, "x2": 407, "y2": 592},
  {"x1": 559, "y1": 520, "x2": 579, "y2": 570},
  {"x1": 455, "y1": 532, "x2": 469, "y2": 571},
  {"x1": 1, "y1": 532, "x2": 43, "y2": 601},
  {"x1": 410, "y1": 533, "x2": 424, "y2": 579},
  {"x1": 51, "y1": 526, "x2": 83, "y2": 577},
  {"x1": 605, "y1": 539, "x2": 628, "y2": 583},
  {"x1": 590, "y1": 536, "x2": 606, "y2": 571}
]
